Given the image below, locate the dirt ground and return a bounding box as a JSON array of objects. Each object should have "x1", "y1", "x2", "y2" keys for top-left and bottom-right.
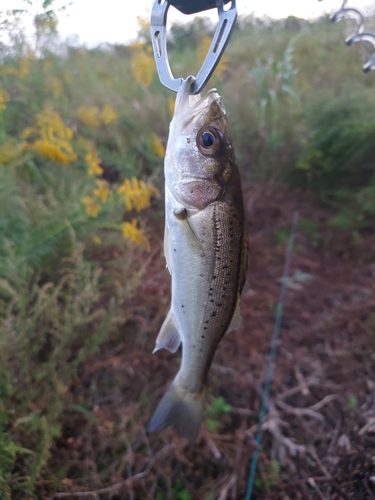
[{"x1": 44, "y1": 181, "x2": 375, "y2": 500}]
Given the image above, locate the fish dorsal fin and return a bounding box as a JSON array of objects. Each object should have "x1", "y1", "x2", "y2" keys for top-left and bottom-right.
[
  {"x1": 227, "y1": 300, "x2": 243, "y2": 333},
  {"x1": 153, "y1": 310, "x2": 181, "y2": 353},
  {"x1": 164, "y1": 223, "x2": 172, "y2": 274}
]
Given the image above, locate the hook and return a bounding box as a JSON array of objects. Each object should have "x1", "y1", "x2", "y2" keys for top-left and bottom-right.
[{"x1": 331, "y1": 0, "x2": 375, "y2": 72}]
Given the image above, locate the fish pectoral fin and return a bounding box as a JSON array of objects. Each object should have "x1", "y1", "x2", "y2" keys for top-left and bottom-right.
[
  {"x1": 164, "y1": 222, "x2": 172, "y2": 274},
  {"x1": 153, "y1": 310, "x2": 181, "y2": 354},
  {"x1": 173, "y1": 208, "x2": 205, "y2": 257},
  {"x1": 227, "y1": 300, "x2": 243, "y2": 333},
  {"x1": 186, "y1": 217, "x2": 205, "y2": 257}
]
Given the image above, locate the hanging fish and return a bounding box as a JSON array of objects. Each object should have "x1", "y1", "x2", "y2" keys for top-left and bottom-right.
[{"x1": 148, "y1": 76, "x2": 248, "y2": 444}]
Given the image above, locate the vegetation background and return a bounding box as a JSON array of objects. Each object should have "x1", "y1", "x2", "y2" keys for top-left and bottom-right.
[{"x1": 0, "y1": 1, "x2": 374, "y2": 498}]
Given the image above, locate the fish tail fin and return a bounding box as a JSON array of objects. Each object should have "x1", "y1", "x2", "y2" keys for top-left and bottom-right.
[{"x1": 147, "y1": 381, "x2": 205, "y2": 444}]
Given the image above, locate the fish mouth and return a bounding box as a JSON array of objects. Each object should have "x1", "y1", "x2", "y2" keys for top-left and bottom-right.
[{"x1": 173, "y1": 76, "x2": 223, "y2": 131}]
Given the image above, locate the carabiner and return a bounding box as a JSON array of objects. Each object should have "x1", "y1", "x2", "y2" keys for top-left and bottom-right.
[{"x1": 150, "y1": 0, "x2": 237, "y2": 94}]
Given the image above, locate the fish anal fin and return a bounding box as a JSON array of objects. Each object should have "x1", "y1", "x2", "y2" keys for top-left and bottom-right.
[
  {"x1": 153, "y1": 310, "x2": 181, "y2": 354},
  {"x1": 227, "y1": 300, "x2": 243, "y2": 333}
]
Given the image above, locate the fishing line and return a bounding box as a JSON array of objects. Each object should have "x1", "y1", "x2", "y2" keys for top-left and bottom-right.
[{"x1": 245, "y1": 210, "x2": 299, "y2": 500}]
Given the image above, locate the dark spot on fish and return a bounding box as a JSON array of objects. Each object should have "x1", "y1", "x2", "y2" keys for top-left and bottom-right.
[
  {"x1": 201, "y1": 335, "x2": 205, "y2": 338},
  {"x1": 212, "y1": 275, "x2": 217, "y2": 279},
  {"x1": 203, "y1": 327, "x2": 207, "y2": 330},
  {"x1": 210, "y1": 299, "x2": 214, "y2": 303},
  {"x1": 193, "y1": 345, "x2": 195, "y2": 348},
  {"x1": 181, "y1": 305, "x2": 184, "y2": 308},
  {"x1": 212, "y1": 311, "x2": 217, "y2": 317},
  {"x1": 205, "y1": 320, "x2": 209, "y2": 324},
  {"x1": 174, "y1": 248, "x2": 176, "y2": 252}
]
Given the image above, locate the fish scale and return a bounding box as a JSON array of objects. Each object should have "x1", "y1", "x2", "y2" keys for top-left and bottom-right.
[{"x1": 175, "y1": 201, "x2": 244, "y2": 392}]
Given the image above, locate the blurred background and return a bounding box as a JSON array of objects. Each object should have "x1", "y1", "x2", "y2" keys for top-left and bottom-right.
[{"x1": 0, "y1": 1, "x2": 375, "y2": 499}]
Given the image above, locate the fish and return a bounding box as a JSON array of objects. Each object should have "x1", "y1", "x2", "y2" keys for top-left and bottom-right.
[{"x1": 148, "y1": 76, "x2": 248, "y2": 444}]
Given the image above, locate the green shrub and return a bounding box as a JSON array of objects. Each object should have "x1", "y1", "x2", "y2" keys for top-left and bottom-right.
[
  {"x1": 288, "y1": 84, "x2": 375, "y2": 228},
  {"x1": 0, "y1": 240, "x2": 136, "y2": 498}
]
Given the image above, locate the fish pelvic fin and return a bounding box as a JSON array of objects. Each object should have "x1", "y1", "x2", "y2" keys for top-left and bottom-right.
[
  {"x1": 153, "y1": 310, "x2": 181, "y2": 354},
  {"x1": 147, "y1": 381, "x2": 205, "y2": 444},
  {"x1": 164, "y1": 222, "x2": 172, "y2": 274}
]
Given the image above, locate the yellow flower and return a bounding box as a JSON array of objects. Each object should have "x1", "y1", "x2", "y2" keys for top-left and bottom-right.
[
  {"x1": 25, "y1": 105, "x2": 76, "y2": 164},
  {"x1": 85, "y1": 149, "x2": 103, "y2": 176},
  {"x1": 0, "y1": 86, "x2": 10, "y2": 110},
  {"x1": 33, "y1": 139, "x2": 76, "y2": 164},
  {"x1": 131, "y1": 50, "x2": 155, "y2": 88},
  {"x1": 0, "y1": 140, "x2": 19, "y2": 164},
  {"x1": 101, "y1": 104, "x2": 118, "y2": 125},
  {"x1": 122, "y1": 219, "x2": 149, "y2": 250},
  {"x1": 94, "y1": 179, "x2": 111, "y2": 203},
  {"x1": 151, "y1": 133, "x2": 165, "y2": 158},
  {"x1": 198, "y1": 35, "x2": 228, "y2": 78},
  {"x1": 21, "y1": 127, "x2": 36, "y2": 139},
  {"x1": 82, "y1": 196, "x2": 101, "y2": 217},
  {"x1": 93, "y1": 235, "x2": 102, "y2": 245},
  {"x1": 77, "y1": 105, "x2": 101, "y2": 128},
  {"x1": 117, "y1": 177, "x2": 159, "y2": 212}
]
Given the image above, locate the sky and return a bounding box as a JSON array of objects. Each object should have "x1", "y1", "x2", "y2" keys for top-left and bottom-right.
[{"x1": 2, "y1": 0, "x2": 373, "y2": 46}]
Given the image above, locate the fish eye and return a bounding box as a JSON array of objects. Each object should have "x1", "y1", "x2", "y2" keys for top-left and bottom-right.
[
  {"x1": 202, "y1": 131, "x2": 215, "y2": 148},
  {"x1": 197, "y1": 127, "x2": 222, "y2": 156}
]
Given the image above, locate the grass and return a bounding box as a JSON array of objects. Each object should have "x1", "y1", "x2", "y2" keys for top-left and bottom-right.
[{"x1": 1, "y1": 3, "x2": 375, "y2": 497}]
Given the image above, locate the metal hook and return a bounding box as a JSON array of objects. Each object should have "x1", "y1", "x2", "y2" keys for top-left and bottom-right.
[
  {"x1": 150, "y1": 0, "x2": 237, "y2": 94},
  {"x1": 331, "y1": 0, "x2": 375, "y2": 73}
]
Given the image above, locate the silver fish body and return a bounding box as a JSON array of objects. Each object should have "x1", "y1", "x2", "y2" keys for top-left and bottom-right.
[{"x1": 148, "y1": 77, "x2": 247, "y2": 443}]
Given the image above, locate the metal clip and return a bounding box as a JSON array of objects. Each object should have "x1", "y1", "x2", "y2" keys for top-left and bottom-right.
[
  {"x1": 331, "y1": 0, "x2": 375, "y2": 73},
  {"x1": 150, "y1": 0, "x2": 237, "y2": 94}
]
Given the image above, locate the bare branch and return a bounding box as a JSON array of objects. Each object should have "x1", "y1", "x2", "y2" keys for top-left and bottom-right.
[{"x1": 51, "y1": 443, "x2": 175, "y2": 499}]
